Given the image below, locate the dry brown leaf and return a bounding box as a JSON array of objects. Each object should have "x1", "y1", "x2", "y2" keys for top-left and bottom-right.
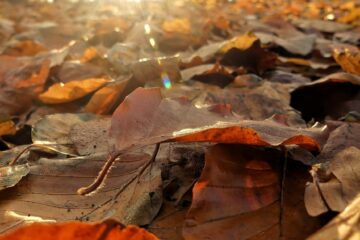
[
  {"x1": 0, "y1": 150, "x2": 162, "y2": 233},
  {"x1": 305, "y1": 122, "x2": 360, "y2": 216},
  {"x1": 183, "y1": 144, "x2": 324, "y2": 240},
  {"x1": 39, "y1": 78, "x2": 110, "y2": 104},
  {"x1": 0, "y1": 220, "x2": 158, "y2": 240},
  {"x1": 31, "y1": 113, "x2": 98, "y2": 155},
  {"x1": 109, "y1": 87, "x2": 328, "y2": 154},
  {"x1": 308, "y1": 193, "x2": 360, "y2": 240},
  {"x1": 84, "y1": 80, "x2": 129, "y2": 115}
]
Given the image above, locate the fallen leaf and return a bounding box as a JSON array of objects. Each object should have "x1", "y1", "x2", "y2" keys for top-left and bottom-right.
[
  {"x1": 54, "y1": 61, "x2": 104, "y2": 83},
  {"x1": 84, "y1": 79, "x2": 129, "y2": 115},
  {"x1": 181, "y1": 63, "x2": 234, "y2": 87},
  {"x1": 109, "y1": 87, "x2": 327, "y2": 154},
  {"x1": 220, "y1": 38, "x2": 277, "y2": 74},
  {"x1": 38, "y1": 78, "x2": 110, "y2": 104},
  {"x1": 293, "y1": 19, "x2": 352, "y2": 33},
  {"x1": 183, "y1": 144, "x2": 324, "y2": 240},
  {"x1": 0, "y1": 164, "x2": 29, "y2": 191},
  {"x1": 193, "y1": 81, "x2": 304, "y2": 124},
  {"x1": 0, "y1": 117, "x2": 16, "y2": 137},
  {"x1": 3, "y1": 40, "x2": 48, "y2": 57},
  {"x1": 0, "y1": 89, "x2": 33, "y2": 117},
  {"x1": 291, "y1": 72, "x2": 360, "y2": 121},
  {"x1": 305, "y1": 122, "x2": 360, "y2": 216},
  {"x1": 162, "y1": 18, "x2": 192, "y2": 35},
  {"x1": 0, "y1": 220, "x2": 158, "y2": 240},
  {"x1": 308, "y1": 193, "x2": 360, "y2": 240},
  {"x1": 219, "y1": 33, "x2": 258, "y2": 54},
  {"x1": 0, "y1": 150, "x2": 161, "y2": 232},
  {"x1": 32, "y1": 113, "x2": 98, "y2": 155},
  {"x1": 333, "y1": 47, "x2": 360, "y2": 76}
]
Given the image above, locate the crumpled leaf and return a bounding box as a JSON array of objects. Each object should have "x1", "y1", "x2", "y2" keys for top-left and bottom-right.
[
  {"x1": 183, "y1": 144, "x2": 324, "y2": 240},
  {"x1": 39, "y1": 78, "x2": 110, "y2": 104},
  {"x1": 0, "y1": 164, "x2": 29, "y2": 191},
  {"x1": 0, "y1": 150, "x2": 162, "y2": 233},
  {"x1": 109, "y1": 87, "x2": 328, "y2": 153},
  {"x1": 308, "y1": 193, "x2": 360, "y2": 240},
  {"x1": 333, "y1": 47, "x2": 360, "y2": 76},
  {"x1": 305, "y1": 122, "x2": 360, "y2": 216},
  {"x1": 0, "y1": 220, "x2": 158, "y2": 240}
]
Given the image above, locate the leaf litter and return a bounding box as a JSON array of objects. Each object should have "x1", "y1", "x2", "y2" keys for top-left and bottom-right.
[{"x1": 0, "y1": 0, "x2": 359, "y2": 239}]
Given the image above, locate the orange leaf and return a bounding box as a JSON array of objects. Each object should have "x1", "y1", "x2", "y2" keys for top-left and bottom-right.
[
  {"x1": 84, "y1": 79, "x2": 129, "y2": 115},
  {"x1": 220, "y1": 32, "x2": 258, "y2": 53},
  {"x1": 3, "y1": 40, "x2": 48, "y2": 57},
  {"x1": 162, "y1": 18, "x2": 192, "y2": 34},
  {"x1": 14, "y1": 59, "x2": 50, "y2": 94},
  {"x1": 39, "y1": 78, "x2": 110, "y2": 104},
  {"x1": 333, "y1": 47, "x2": 360, "y2": 76},
  {"x1": 0, "y1": 220, "x2": 158, "y2": 240}
]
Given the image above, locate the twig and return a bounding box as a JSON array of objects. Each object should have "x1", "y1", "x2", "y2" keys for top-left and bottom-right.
[
  {"x1": 77, "y1": 143, "x2": 160, "y2": 196},
  {"x1": 9, "y1": 144, "x2": 63, "y2": 166}
]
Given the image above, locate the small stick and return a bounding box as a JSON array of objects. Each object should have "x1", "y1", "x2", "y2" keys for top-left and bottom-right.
[
  {"x1": 77, "y1": 153, "x2": 118, "y2": 195},
  {"x1": 77, "y1": 143, "x2": 160, "y2": 196},
  {"x1": 9, "y1": 144, "x2": 61, "y2": 166}
]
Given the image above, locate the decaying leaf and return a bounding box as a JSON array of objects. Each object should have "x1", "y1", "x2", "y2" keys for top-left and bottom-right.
[
  {"x1": 0, "y1": 220, "x2": 159, "y2": 240},
  {"x1": 39, "y1": 78, "x2": 110, "y2": 104}
]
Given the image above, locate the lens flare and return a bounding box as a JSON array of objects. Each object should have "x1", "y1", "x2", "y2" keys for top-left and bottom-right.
[{"x1": 161, "y1": 72, "x2": 172, "y2": 89}]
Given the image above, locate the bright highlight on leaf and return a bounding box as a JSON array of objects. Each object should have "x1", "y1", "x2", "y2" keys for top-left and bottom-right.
[{"x1": 38, "y1": 78, "x2": 110, "y2": 104}]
